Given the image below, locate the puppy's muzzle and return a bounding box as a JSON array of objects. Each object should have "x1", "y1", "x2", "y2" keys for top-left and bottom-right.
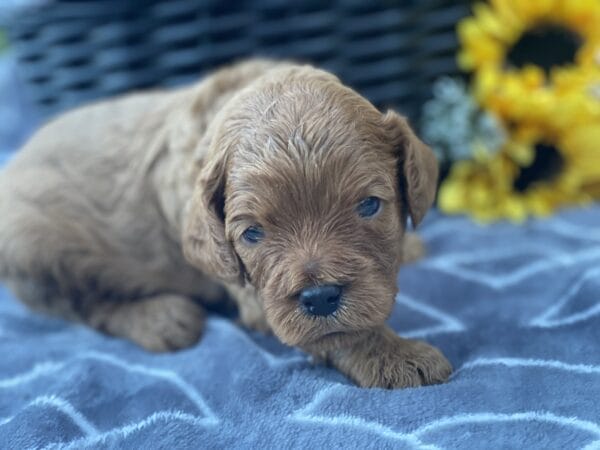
[{"x1": 299, "y1": 284, "x2": 343, "y2": 317}]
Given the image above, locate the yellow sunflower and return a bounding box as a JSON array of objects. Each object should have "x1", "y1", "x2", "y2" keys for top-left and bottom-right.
[
  {"x1": 438, "y1": 120, "x2": 599, "y2": 223},
  {"x1": 458, "y1": 0, "x2": 600, "y2": 119},
  {"x1": 442, "y1": 0, "x2": 600, "y2": 222},
  {"x1": 474, "y1": 61, "x2": 600, "y2": 127}
]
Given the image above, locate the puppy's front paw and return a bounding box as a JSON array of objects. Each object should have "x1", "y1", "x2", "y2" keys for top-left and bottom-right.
[
  {"x1": 361, "y1": 339, "x2": 452, "y2": 389},
  {"x1": 329, "y1": 328, "x2": 452, "y2": 389},
  {"x1": 136, "y1": 295, "x2": 206, "y2": 352},
  {"x1": 227, "y1": 284, "x2": 272, "y2": 334},
  {"x1": 237, "y1": 314, "x2": 272, "y2": 334},
  {"x1": 101, "y1": 295, "x2": 205, "y2": 352}
]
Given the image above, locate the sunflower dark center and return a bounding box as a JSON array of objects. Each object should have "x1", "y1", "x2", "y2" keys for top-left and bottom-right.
[
  {"x1": 513, "y1": 143, "x2": 565, "y2": 192},
  {"x1": 506, "y1": 24, "x2": 582, "y2": 73}
]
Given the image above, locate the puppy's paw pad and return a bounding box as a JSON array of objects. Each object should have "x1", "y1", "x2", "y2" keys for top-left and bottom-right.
[{"x1": 126, "y1": 296, "x2": 205, "y2": 352}]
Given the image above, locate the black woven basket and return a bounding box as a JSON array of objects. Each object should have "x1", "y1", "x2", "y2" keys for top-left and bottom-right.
[{"x1": 5, "y1": 0, "x2": 470, "y2": 121}]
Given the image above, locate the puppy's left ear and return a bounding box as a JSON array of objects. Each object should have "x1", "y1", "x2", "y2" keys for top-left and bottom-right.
[
  {"x1": 181, "y1": 137, "x2": 245, "y2": 286},
  {"x1": 382, "y1": 110, "x2": 439, "y2": 227}
]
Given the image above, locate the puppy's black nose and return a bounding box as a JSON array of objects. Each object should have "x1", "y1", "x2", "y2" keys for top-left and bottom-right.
[{"x1": 299, "y1": 285, "x2": 342, "y2": 317}]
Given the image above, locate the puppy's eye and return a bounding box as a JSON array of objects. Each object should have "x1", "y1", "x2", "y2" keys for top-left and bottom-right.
[
  {"x1": 241, "y1": 226, "x2": 265, "y2": 244},
  {"x1": 357, "y1": 196, "x2": 381, "y2": 218}
]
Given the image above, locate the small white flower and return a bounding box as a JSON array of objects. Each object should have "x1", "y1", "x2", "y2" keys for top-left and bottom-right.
[{"x1": 421, "y1": 77, "x2": 506, "y2": 164}]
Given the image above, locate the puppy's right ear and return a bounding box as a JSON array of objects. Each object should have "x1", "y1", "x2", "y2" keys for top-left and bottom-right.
[
  {"x1": 382, "y1": 110, "x2": 439, "y2": 228},
  {"x1": 182, "y1": 141, "x2": 244, "y2": 285}
]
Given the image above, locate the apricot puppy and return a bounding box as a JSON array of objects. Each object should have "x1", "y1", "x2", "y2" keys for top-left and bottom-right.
[{"x1": 0, "y1": 59, "x2": 451, "y2": 388}]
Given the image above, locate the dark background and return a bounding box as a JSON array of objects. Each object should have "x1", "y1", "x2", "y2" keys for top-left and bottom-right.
[{"x1": 2, "y1": 0, "x2": 471, "y2": 125}]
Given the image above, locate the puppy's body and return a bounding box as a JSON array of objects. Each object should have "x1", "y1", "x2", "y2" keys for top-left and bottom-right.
[
  {"x1": 0, "y1": 60, "x2": 268, "y2": 301},
  {"x1": 0, "y1": 60, "x2": 451, "y2": 387}
]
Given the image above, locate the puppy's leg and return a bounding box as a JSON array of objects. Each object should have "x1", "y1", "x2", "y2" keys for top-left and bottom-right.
[
  {"x1": 0, "y1": 175, "x2": 210, "y2": 351},
  {"x1": 5, "y1": 276, "x2": 205, "y2": 352},
  {"x1": 224, "y1": 284, "x2": 271, "y2": 334},
  {"x1": 87, "y1": 295, "x2": 205, "y2": 352},
  {"x1": 402, "y1": 232, "x2": 426, "y2": 264},
  {"x1": 318, "y1": 326, "x2": 452, "y2": 388}
]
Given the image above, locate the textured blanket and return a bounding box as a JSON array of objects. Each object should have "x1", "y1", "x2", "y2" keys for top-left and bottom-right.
[{"x1": 1, "y1": 205, "x2": 599, "y2": 449}]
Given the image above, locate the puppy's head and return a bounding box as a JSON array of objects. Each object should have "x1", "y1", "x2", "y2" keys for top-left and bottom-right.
[{"x1": 183, "y1": 66, "x2": 437, "y2": 349}]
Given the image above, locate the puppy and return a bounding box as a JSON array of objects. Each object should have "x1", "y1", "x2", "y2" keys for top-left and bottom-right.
[{"x1": 0, "y1": 59, "x2": 451, "y2": 388}]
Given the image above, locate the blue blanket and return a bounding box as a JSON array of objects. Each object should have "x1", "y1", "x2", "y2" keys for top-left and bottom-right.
[{"x1": 1, "y1": 205, "x2": 599, "y2": 449}]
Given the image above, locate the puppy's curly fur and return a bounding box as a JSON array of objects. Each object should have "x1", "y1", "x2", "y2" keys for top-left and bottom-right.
[{"x1": 0, "y1": 59, "x2": 451, "y2": 388}]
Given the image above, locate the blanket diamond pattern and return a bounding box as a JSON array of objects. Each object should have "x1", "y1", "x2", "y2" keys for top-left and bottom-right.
[{"x1": 1, "y1": 206, "x2": 599, "y2": 449}]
